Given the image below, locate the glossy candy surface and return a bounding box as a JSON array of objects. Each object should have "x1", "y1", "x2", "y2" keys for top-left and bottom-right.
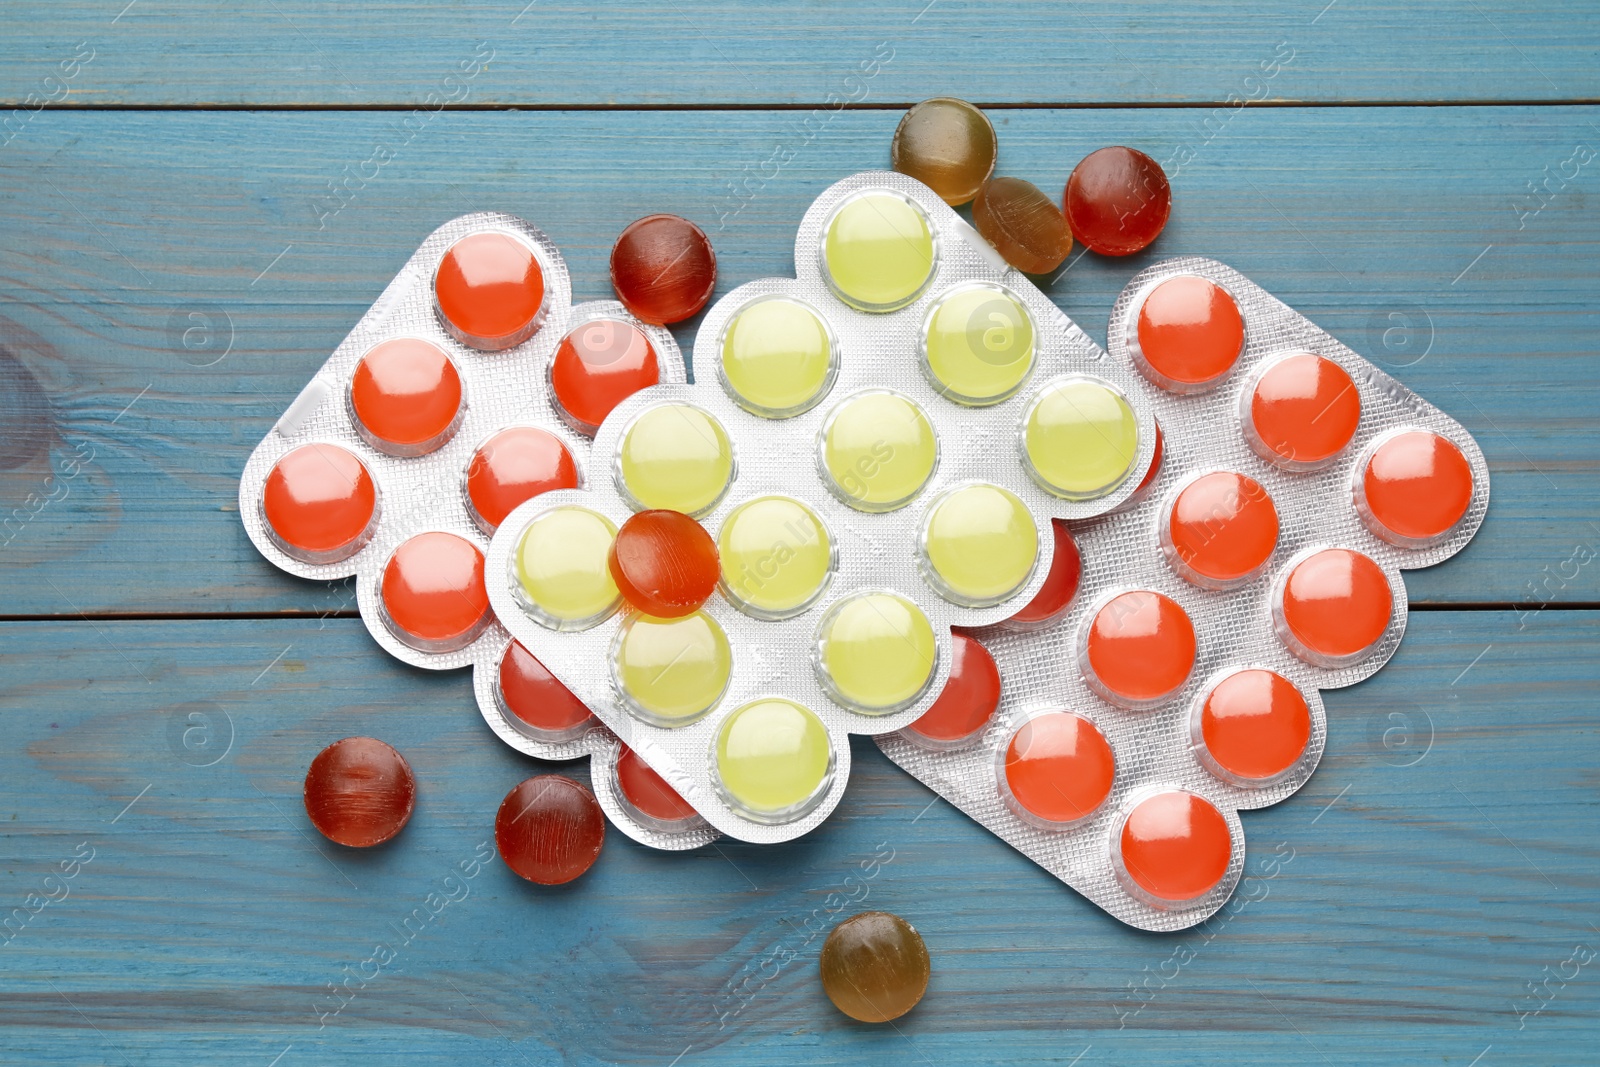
[
  {"x1": 1117, "y1": 790, "x2": 1232, "y2": 904},
  {"x1": 434, "y1": 231, "x2": 546, "y2": 350},
  {"x1": 379, "y1": 531, "x2": 490, "y2": 651},
  {"x1": 922, "y1": 282, "x2": 1035, "y2": 404},
  {"x1": 921, "y1": 483, "x2": 1038, "y2": 606},
  {"x1": 303, "y1": 737, "x2": 416, "y2": 848},
  {"x1": 610, "y1": 214, "x2": 717, "y2": 325},
  {"x1": 904, "y1": 633, "x2": 1000, "y2": 748},
  {"x1": 1245, "y1": 352, "x2": 1361, "y2": 469},
  {"x1": 1064, "y1": 146, "x2": 1172, "y2": 256},
  {"x1": 349, "y1": 338, "x2": 462, "y2": 455},
  {"x1": 719, "y1": 297, "x2": 836, "y2": 417},
  {"x1": 818, "y1": 592, "x2": 937, "y2": 713},
  {"x1": 465, "y1": 427, "x2": 578, "y2": 533},
  {"x1": 549, "y1": 319, "x2": 660, "y2": 434},
  {"x1": 1197, "y1": 669, "x2": 1312, "y2": 784},
  {"x1": 821, "y1": 391, "x2": 937, "y2": 511},
  {"x1": 608, "y1": 509, "x2": 720, "y2": 618},
  {"x1": 514, "y1": 506, "x2": 620, "y2": 628},
  {"x1": 890, "y1": 97, "x2": 997, "y2": 206},
  {"x1": 1002, "y1": 712, "x2": 1115, "y2": 826},
  {"x1": 614, "y1": 744, "x2": 699, "y2": 825},
  {"x1": 714, "y1": 698, "x2": 833, "y2": 821},
  {"x1": 1165, "y1": 471, "x2": 1279, "y2": 587},
  {"x1": 1023, "y1": 378, "x2": 1140, "y2": 499},
  {"x1": 821, "y1": 193, "x2": 935, "y2": 311},
  {"x1": 494, "y1": 775, "x2": 605, "y2": 885},
  {"x1": 497, "y1": 639, "x2": 595, "y2": 740},
  {"x1": 717, "y1": 496, "x2": 833, "y2": 619},
  {"x1": 1083, "y1": 590, "x2": 1196, "y2": 707},
  {"x1": 613, "y1": 611, "x2": 732, "y2": 725},
  {"x1": 972, "y1": 176, "x2": 1072, "y2": 274},
  {"x1": 1277, "y1": 547, "x2": 1392, "y2": 664},
  {"x1": 262, "y1": 443, "x2": 378, "y2": 563},
  {"x1": 819, "y1": 911, "x2": 930, "y2": 1023},
  {"x1": 1133, "y1": 276, "x2": 1245, "y2": 392},
  {"x1": 1002, "y1": 519, "x2": 1081, "y2": 630},
  {"x1": 617, "y1": 404, "x2": 733, "y2": 515},
  {"x1": 1359, "y1": 430, "x2": 1474, "y2": 545}
]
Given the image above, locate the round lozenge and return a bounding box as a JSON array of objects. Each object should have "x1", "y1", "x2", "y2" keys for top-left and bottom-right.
[
  {"x1": 1356, "y1": 429, "x2": 1474, "y2": 547},
  {"x1": 719, "y1": 296, "x2": 837, "y2": 418},
  {"x1": 903, "y1": 632, "x2": 1001, "y2": 750},
  {"x1": 380, "y1": 531, "x2": 490, "y2": 653},
  {"x1": 1000, "y1": 712, "x2": 1115, "y2": 828},
  {"x1": 1002, "y1": 519, "x2": 1082, "y2": 631},
  {"x1": 972, "y1": 176, "x2": 1072, "y2": 274},
  {"x1": 718, "y1": 495, "x2": 834, "y2": 619},
  {"x1": 820, "y1": 391, "x2": 938, "y2": 512},
  {"x1": 549, "y1": 318, "x2": 660, "y2": 435},
  {"x1": 1082, "y1": 590, "x2": 1196, "y2": 708},
  {"x1": 495, "y1": 775, "x2": 605, "y2": 885},
  {"x1": 1275, "y1": 547, "x2": 1393, "y2": 667},
  {"x1": 714, "y1": 698, "x2": 834, "y2": 822},
  {"x1": 1132, "y1": 275, "x2": 1245, "y2": 393},
  {"x1": 303, "y1": 737, "x2": 416, "y2": 848},
  {"x1": 1243, "y1": 352, "x2": 1361, "y2": 470},
  {"x1": 1162, "y1": 471, "x2": 1279, "y2": 588},
  {"x1": 349, "y1": 338, "x2": 463, "y2": 456},
  {"x1": 1022, "y1": 377, "x2": 1140, "y2": 500},
  {"x1": 614, "y1": 743, "x2": 700, "y2": 828},
  {"x1": 262, "y1": 442, "x2": 379, "y2": 564},
  {"x1": 617, "y1": 404, "x2": 733, "y2": 516},
  {"x1": 817, "y1": 591, "x2": 938, "y2": 714},
  {"x1": 497, "y1": 639, "x2": 595, "y2": 742},
  {"x1": 610, "y1": 214, "x2": 717, "y2": 325},
  {"x1": 1116, "y1": 790, "x2": 1232, "y2": 906},
  {"x1": 465, "y1": 426, "x2": 579, "y2": 534},
  {"x1": 890, "y1": 97, "x2": 997, "y2": 206},
  {"x1": 1194, "y1": 668, "x2": 1312, "y2": 786},
  {"x1": 514, "y1": 506, "x2": 620, "y2": 630},
  {"x1": 821, "y1": 192, "x2": 936, "y2": 312},
  {"x1": 1064, "y1": 146, "x2": 1172, "y2": 256},
  {"x1": 434, "y1": 231, "x2": 547, "y2": 351},
  {"x1": 921, "y1": 282, "x2": 1036, "y2": 405},
  {"x1": 613, "y1": 611, "x2": 731, "y2": 727},
  {"x1": 920, "y1": 483, "x2": 1039, "y2": 607},
  {"x1": 819, "y1": 911, "x2": 930, "y2": 1023},
  {"x1": 608, "y1": 509, "x2": 720, "y2": 619}
]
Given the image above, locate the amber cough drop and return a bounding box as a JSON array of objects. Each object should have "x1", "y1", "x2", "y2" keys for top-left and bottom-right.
[
  {"x1": 819, "y1": 911, "x2": 930, "y2": 1023},
  {"x1": 890, "y1": 97, "x2": 997, "y2": 206},
  {"x1": 972, "y1": 176, "x2": 1073, "y2": 274}
]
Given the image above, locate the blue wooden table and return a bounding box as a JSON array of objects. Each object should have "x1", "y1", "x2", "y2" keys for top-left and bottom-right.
[{"x1": 3, "y1": 3, "x2": 1598, "y2": 1064}]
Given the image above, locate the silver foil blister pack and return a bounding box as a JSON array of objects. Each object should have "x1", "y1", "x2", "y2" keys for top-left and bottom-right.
[
  {"x1": 238, "y1": 211, "x2": 718, "y2": 852},
  {"x1": 879, "y1": 256, "x2": 1488, "y2": 930},
  {"x1": 487, "y1": 172, "x2": 1158, "y2": 845}
]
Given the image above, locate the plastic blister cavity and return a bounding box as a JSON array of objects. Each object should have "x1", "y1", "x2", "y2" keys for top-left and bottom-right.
[
  {"x1": 240, "y1": 212, "x2": 714, "y2": 852},
  {"x1": 486, "y1": 173, "x2": 1157, "y2": 845},
  {"x1": 878, "y1": 256, "x2": 1487, "y2": 930}
]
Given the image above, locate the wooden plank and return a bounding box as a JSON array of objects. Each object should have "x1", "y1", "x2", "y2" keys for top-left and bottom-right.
[
  {"x1": 3, "y1": 1, "x2": 1599, "y2": 107},
  {"x1": 0, "y1": 610, "x2": 1594, "y2": 1064},
  {"x1": 1, "y1": 106, "x2": 1596, "y2": 614}
]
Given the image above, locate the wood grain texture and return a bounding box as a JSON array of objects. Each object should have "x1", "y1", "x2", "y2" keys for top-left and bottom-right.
[
  {"x1": 0, "y1": 610, "x2": 1594, "y2": 1065},
  {"x1": 2, "y1": 106, "x2": 1597, "y2": 614},
  {"x1": 2, "y1": 1, "x2": 1598, "y2": 106}
]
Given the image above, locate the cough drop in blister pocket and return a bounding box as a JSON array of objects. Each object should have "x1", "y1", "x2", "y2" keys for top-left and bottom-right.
[
  {"x1": 878, "y1": 257, "x2": 1488, "y2": 930},
  {"x1": 239, "y1": 211, "x2": 719, "y2": 852},
  {"x1": 485, "y1": 173, "x2": 1159, "y2": 845}
]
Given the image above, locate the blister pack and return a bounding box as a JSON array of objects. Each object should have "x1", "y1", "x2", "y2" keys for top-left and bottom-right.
[
  {"x1": 878, "y1": 256, "x2": 1489, "y2": 930},
  {"x1": 486, "y1": 172, "x2": 1160, "y2": 845},
  {"x1": 238, "y1": 211, "x2": 720, "y2": 851}
]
